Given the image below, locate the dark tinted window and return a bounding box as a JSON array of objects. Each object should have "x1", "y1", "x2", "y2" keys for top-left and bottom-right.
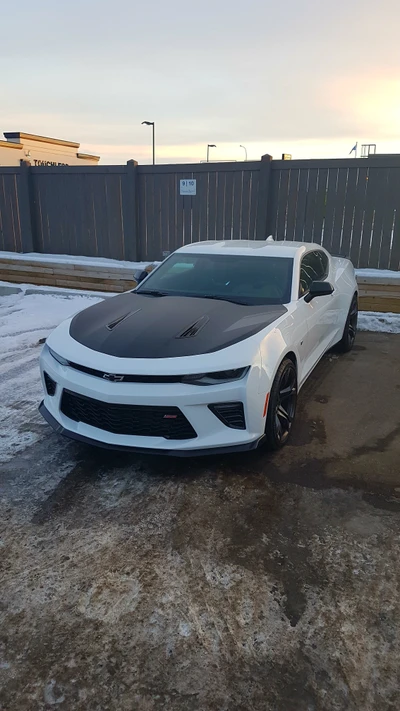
[
  {"x1": 136, "y1": 253, "x2": 294, "y2": 305},
  {"x1": 299, "y1": 251, "x2": 329, "y2": 297}
]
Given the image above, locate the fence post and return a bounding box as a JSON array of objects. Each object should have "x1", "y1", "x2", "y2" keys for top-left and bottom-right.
[
  {"x1": 122, "y1": 159, "x2": 139, "y2": 261},
  {"x1": 255, "y1": 153, "x2": 273, "y2": 240},
  {"x1": 18, "y1": 160, "x2": 35, "y2": 252}
]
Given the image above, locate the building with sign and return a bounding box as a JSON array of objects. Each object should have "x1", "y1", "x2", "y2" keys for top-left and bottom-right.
[{"x1": 0, "y1": 131, "x2": 100, "y2": 166}]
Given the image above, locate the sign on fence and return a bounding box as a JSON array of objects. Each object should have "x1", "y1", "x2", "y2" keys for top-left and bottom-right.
[{"x1": 180, "y1": 179, "x2": 196, "y2": 196}]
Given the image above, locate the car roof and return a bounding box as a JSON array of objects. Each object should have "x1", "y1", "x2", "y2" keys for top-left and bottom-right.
[{"x1": 177, "y1": 240, "x2": 327, "y2": 258}]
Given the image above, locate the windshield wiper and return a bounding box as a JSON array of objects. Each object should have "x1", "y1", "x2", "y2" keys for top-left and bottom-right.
[
  {"x1": 136, "y1": 290, "x2": 249, "y2": 304},
  {"x1": 200, "y1": 294, "x2": 250, "y2": 305},
  {"x1": 136, "y1": 289, "x2": 168, "y2": 297}
]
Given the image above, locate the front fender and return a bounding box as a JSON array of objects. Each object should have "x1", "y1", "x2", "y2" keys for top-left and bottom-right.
[{"x1": 258, "y1": 320, "x2": 301, "y2": 395}]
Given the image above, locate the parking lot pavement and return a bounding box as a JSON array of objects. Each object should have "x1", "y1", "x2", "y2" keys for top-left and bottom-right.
[{"x1": 1, "y1": 331, "x2": 400, "y2": 711}]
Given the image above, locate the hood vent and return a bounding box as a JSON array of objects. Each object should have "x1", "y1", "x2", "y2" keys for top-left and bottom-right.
[
  {"x1": 176, "y1": 315, "x2": 209, "y2": 339},
  {"x1": 106, "y1": 309, "x2": 141, "y2": 331}
]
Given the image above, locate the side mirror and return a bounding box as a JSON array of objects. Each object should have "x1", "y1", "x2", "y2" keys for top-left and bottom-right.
[
  {"x1": 134, "y1": 269, "x2": 148, "y2": 285},
  {"x1": 304, "y1": 280, "x2": 334, "y2": 303}
]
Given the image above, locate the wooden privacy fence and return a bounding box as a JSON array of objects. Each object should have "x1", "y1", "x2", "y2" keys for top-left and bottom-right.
[
  {"x1": 267, "y1": 157, "x2": 400, "y2": 271},
  {"x1": 0, "y1": 155, "x2": 400, "y2": 269}
]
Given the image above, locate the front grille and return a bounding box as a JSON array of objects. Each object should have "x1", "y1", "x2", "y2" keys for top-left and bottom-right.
[
  {"x1": 69, "y1": 362, "x2": 184, "y2": 383},
  {"x1": 208, "y1": 402, "x2": 246, "y2": 430},
  {"x1": 60, "y1": 389, "x2": 197, "y2": 440},
  {"x1": 44, "y1": 372, "x2": 57, "y2": 396}
]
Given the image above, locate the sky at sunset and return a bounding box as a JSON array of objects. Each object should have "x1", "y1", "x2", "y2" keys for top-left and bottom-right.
[{"x1": 1, "y1": 0, "x2": 399, "y2": 164}]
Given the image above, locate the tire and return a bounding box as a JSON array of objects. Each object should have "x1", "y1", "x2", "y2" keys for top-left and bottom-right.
[
  {"x1": 336, "y1": 294, "x2": 358, "y2": 353},
  {"x1": 265, "y1": 358, "x2": 297, "y2": 450}
]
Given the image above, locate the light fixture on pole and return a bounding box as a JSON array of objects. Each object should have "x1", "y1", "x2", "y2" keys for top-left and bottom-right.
[
  {"x1": 207, "y1": 144, "x2": 216, "y2": 162},
  {"x1": 240, "y1": 145, "x2": 247, "y2": 161},
  {"x1": 142, "y1": 121, "x2": 155, "y2": 165}
]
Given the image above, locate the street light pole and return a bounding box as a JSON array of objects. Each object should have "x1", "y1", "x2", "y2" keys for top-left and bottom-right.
[
  {"x1": 142, "y1": 121, "x2": 155, "y2": 164},
  {"x1": 207, "y1": 144, "x2": 216, "y2": 162},
  {"x1": 240, "y1": 145, "x2": 247, "y2": 161}
]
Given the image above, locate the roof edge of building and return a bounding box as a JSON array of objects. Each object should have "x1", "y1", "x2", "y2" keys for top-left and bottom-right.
[
  {"x1": 76, "y1": 152, "x2": 100, "y2": 161},
  {"x1": 3, "y1": 132, "x2": 80, "y2": 149},
  {"x1": 0, "y1": 139, "x2": 23, "y2": 150}
]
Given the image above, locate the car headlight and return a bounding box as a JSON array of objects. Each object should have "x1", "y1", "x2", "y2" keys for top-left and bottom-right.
[
  {"x1": 181, "y1": 367, "x2": 249, "y2": 386},
  {"x1": 45, "y1": 344, "x2": 70, "y2": 367}
]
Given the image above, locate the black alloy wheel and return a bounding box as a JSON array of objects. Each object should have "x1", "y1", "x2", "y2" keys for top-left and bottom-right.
[
  {"x1": 337, "y1": 294, "x2": 358, "y2": 352},
  {"x1": 265, "y1": 358, "x2": 297, "y2": 450}
]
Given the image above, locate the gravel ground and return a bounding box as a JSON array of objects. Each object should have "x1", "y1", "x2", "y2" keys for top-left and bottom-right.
[{"x1": 1, "y1": 325, "x2": 400, "y2": 711}]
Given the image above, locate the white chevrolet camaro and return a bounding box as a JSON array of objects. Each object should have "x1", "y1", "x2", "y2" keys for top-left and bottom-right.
[{"x1": 39, "y1": 240, "x2": 358, "y2": 455}]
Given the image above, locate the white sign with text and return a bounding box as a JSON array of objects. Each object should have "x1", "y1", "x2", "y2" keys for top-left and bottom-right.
[{"x1": 180, "y1": 179, "x2": 196, "y2": 196}]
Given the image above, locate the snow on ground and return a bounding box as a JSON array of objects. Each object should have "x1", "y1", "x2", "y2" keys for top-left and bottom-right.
[
  {"x1": 358, "y1": 311, "x2": 400, "y2": 334},
  {"x1": 0, "y1": 250, "x2": 156, "y2": 271},
  {"x1": 0, "y1": 279, "x2": 116, "y2": 299},
  {"x1": 0, "y1": 291, "x2": 102, "y2": 464},
  {"x1": 355, "y1": 268, "x2": 400, "y2": 280}
]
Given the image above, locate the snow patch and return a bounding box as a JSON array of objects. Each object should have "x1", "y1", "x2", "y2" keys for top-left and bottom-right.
[
  {"x1": 0, "y1": 250, "x2": 157, "y2": 271},
  {"x1": 178, "y1": 621, "x2": 192, "y2": 637},
  {"x1": 358, "y1": 311, "x2": 400, "y2": 334},
  {"x1": 355, "y1": 268, "x2": 400, "y2": 280},
  {"x1": 0, "y1": 291, "x2": 102, "y2": 463}
]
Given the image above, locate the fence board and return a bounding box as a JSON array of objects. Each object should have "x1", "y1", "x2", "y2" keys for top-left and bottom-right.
[
  {"x1": 349, "y1": 167, "x2": 368, "y2": 267},
  {"x1": 240, "y1": 171, "x2": 251, "y2": 240},
  {"x1": 322, "y1": 168, "x2": 339, "y2": 252},
  {"x1": 196, "y1": 171, "x2": 208, "y2": 242},
  {"x1": 232, "y1": 171, "x2": 243, "y2": 239},
  {"x1": 248, "y1": 172, "x2": 259, "y2": 239},
  {"x1": 293, "y1": 170, "x2": 309, "y2": 242},
  {"x1": 285, "y1": 169, "x2": 299, "y2": 241},
  {"x1": 224, "y1": 172, "x2": 235, "y2": 240},
  {"x1": 174, "y1": 174, "x2": 184, "y2": 253},
  {"x1": 179, "y1": 171, "x2": 193, "y2": 246},
  {"x1": 330, "y1": 168, "x2": 348, "y2": 255},
  {"x1": 303, "y1": 169, "x2": 318, "y2": 242},
  {"x1": 0, "y1": 174, "x2": 21, "y2": 251},
  {"x1": 340, "y1": 167, "x2": 357, "y2": 258},
  {"x1": 144, "y1": 174, "x2": 156, "y2": 260},
  {"x1": 389, "y1": 208, "x2": 400, "y2": 270},
  {"x1": 160, "y1": 173, "x2": 171, "y2": 254},
  {"x1": 276, "y1": 170, "x2": 290, "y2": 240},
  {"x1": 207, "y1": 172, "x2": 217, "y2": 241},
  {"x1": 312, "y1": 168, "x2": 328, "y2": 244},
  {"x1": 266, "y1": 169, "x2": 279, "y2": 237},
  {"x1": 369, "y1": 168, "x2": 389, "y2": 268},
  {"x1": 388, "y1": 169, "x2": 400, "y2": 270},
  {"x1": 216, "y1": 172, "x2": 226, "y2": 240},
  {"x1": 359, "y1": 167, "x2": 379, "y2": 268},
  {"x1": 137, "y1": 169, "x2": 146, "y2": 260},
  {"x1": 379, "y1": 168, "x2": 396, "y2": 269}
]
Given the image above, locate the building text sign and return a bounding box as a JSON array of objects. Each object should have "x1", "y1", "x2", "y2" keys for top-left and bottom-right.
[
  {"x1": 33, "y1": 159, "x2": 69, "y2": 166},
  {"x1": 180, "y1": 179, "x2": 196, "y2": 196}
]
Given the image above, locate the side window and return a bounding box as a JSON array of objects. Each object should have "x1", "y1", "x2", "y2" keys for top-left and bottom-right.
[
  {"x1": 314, "y1": 250, "x2": 329, "y2": 279},
  {"x1": 299, "y1": 251, "x2": 329, "y2": 297}
]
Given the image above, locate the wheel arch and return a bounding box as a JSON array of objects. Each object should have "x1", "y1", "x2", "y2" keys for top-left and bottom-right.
[{"x1": 282, "y1": 350, "x2": 298, "y2": 371}]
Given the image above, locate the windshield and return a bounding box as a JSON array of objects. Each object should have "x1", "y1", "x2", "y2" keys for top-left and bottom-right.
[{"x1": 136, "y1": 252, "x2": 293, "y2": 305}]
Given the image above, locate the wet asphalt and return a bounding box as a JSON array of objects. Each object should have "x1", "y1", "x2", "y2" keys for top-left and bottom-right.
[{"x1": 1, "y1": 331, "x2": 400, "y2": 711}]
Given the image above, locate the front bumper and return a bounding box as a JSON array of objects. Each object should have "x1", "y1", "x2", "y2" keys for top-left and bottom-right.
[
  {"x1": 39, "y1": 347, "x2": 267, "y2": 455},
  {"x1": 39, "y1": 402, "x2": 265, "y2": 456}
]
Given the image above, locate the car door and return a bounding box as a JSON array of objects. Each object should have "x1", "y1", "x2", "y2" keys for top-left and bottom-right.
[{"x1": 296, "y1": 250, "x2": 337, "y2": 379}]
